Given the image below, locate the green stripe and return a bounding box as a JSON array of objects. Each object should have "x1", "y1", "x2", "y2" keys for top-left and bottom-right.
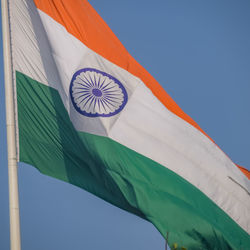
[{"x1": 16, "y1": 71, "x2": 250, "y2": 250}]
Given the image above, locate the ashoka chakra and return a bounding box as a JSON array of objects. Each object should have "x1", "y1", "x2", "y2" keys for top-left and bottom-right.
[{"x1": 70, "y1": 68, "x2": 128, "y2": 117}]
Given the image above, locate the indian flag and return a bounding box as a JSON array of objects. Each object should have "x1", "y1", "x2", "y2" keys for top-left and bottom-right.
[{"x1": 9, "y1": 0, "x2": 250, "y2": 249}]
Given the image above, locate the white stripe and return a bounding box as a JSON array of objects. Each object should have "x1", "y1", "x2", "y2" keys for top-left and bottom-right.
[{"x1": 11, "y1": 0, "x2": 250, "y2": 233}]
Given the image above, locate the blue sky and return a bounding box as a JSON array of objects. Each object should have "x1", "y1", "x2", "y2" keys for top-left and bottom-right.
[{"x1": 0, "y1": 0, "x2": 249, "y2": 249}]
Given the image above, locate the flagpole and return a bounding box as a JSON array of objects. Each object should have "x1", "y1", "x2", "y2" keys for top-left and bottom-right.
[{"x1": 1, "y1": 0, "x2": 21, "y2": 250}]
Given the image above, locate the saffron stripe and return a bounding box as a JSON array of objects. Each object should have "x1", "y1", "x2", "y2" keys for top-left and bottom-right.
[{"x1": 33, "y1": 0, "x2": 212, "y2": 139}]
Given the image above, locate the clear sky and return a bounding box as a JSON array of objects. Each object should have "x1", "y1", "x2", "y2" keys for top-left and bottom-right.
[{"x1": 0, "y1": 0, "x2": 249, "y2": 249}]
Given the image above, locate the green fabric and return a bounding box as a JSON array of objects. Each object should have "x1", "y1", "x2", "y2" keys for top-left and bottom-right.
[{"x1": 16, "y1": 71, "x2": 250, "y2": 250}]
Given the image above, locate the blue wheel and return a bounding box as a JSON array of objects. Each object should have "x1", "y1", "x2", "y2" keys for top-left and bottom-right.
[{"x1": 70, "y1": 68, "x2": 128, "y2": 117}]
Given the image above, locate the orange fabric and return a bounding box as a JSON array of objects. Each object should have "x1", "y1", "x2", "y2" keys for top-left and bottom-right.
[
  {"x1": 33, "y1": 0, "x2": 211, "y2": 139},
  {"x1": 237, "y1": 165, "x2": 250, "y2": 180},
  {"x1": 33, "y1": 0, "x2": 248, "y2": 179}
]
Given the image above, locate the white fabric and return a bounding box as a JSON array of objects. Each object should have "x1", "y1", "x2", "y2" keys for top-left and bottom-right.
[{"x1": 10, "y1": 0, "x2": 250, "y2": 233}]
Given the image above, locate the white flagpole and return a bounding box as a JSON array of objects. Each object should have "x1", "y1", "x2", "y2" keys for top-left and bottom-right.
[{"x1": 1, "y1": 0, "x2": 21, "y2": 249}]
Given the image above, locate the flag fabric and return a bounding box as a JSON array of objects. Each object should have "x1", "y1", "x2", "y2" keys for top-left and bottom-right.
[{"x1": 9, "y1": 0, "x2": 250, "y2": 249}]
